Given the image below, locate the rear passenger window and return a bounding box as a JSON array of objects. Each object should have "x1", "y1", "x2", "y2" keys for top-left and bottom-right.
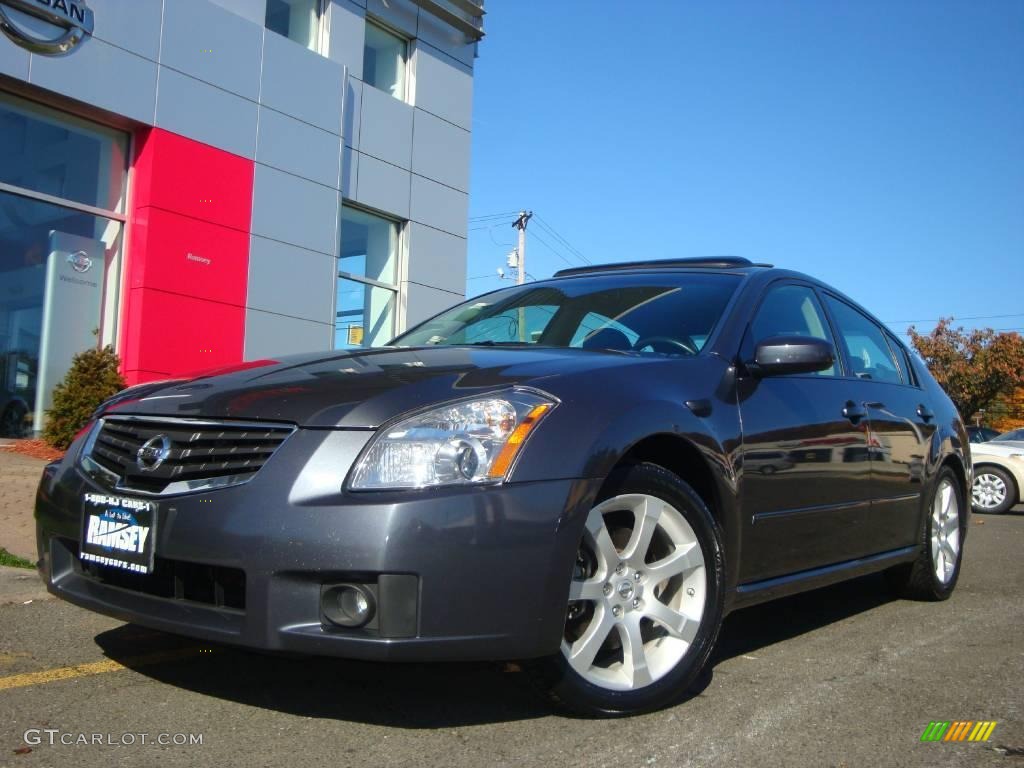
[
  {"x1": 886, "y1": 333, "x2": 917, "y2": 387},
  {"x1": 748, "y1": 284, "x2": 837, "y2": 376},
  {"x1": 824, "y1": 296, "x2": 903, "y2": 384}
]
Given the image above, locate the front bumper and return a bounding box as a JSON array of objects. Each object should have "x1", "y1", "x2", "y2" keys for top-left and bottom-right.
[{"x1": 35, "y1": 428, "x2": 599, "y2": 661}]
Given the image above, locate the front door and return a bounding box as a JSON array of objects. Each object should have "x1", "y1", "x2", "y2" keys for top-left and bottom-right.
[{"x1": 736, "y1": 282, "x2": 873, "y2": 583}]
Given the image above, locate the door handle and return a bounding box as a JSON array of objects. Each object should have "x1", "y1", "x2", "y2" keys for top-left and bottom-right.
[
  {"x1": 917, "y1": 404, "x2": 934, "y2": 422},
  {"x1": 842, "y1": 401, "x2": 866, "y2": 423}
]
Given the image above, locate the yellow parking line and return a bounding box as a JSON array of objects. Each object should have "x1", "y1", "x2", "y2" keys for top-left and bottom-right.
[{"x1": 0, "y1": 647, "x2": 213, "y2": 692}]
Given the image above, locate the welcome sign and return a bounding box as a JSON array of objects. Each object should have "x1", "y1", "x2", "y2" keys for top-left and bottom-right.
[{"x1": 34, "y1": 231, "x2": 105, "y2": 434}]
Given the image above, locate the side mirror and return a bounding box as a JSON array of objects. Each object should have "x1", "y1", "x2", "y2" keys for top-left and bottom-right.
[{"x1": 748, "y1": 336, "x2": 834, "y2": 377}]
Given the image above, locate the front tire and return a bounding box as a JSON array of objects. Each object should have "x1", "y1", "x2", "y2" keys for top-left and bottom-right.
[
  {"x1": 972, "y1": 466, "x2": 1016, "y2": 514},
  {"x1": 530, "y1": 462, "x2": 725, "y2": 716},
  {"x1": 886, "y1": 467, "x2": 965, "y2": 601}
]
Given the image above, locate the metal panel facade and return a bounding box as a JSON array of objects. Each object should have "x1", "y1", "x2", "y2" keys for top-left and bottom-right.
[{"x1": 0, "y1": 0, "x2": 476, "y2": 390}]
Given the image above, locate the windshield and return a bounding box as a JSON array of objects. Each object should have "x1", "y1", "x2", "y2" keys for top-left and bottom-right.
[
  {"x1": 968, "y1": 428, "x2": 999, "y2": 443},
  {"x1": 393, "y1": 272, "x2": 741, "y2": 356},
  {"x1": 992, "y1": 429, "x2": 1024, "y2": 442}
]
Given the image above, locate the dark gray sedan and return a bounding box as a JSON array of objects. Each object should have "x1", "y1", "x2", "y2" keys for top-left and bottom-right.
[{"x1": 35, "y1": 257, "x2": 969, "y2": 715}]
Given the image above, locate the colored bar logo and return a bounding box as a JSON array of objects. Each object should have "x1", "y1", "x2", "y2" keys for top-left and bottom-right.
[{"x1": 920, "y1": 721, "x2": 997, "y2": 742}]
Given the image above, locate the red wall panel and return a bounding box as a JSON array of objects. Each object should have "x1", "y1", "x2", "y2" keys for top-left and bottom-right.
[
  {"x1": 121, "y1": 128, "x2": 254, "y2": 386},
  {"x1": 132, "y1": 128, "x2": 255, "y2": 232},
  {"x1": 127, "y1": 207, "x2": 249, "y2": 306},
  {"x1": 122, "y1": 289, "x2": 245, "y2": 379}
]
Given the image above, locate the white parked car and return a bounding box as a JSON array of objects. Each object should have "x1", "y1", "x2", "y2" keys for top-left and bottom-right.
[{"x1": 971, "y1": 442, "x2": 1024, "y2": 514}]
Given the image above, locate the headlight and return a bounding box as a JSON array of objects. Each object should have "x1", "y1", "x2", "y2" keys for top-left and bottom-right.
[{"x1": 348, "y1": 390, "x2": 556, "y2": 490}]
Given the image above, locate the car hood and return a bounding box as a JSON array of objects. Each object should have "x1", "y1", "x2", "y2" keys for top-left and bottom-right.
[
  {"x1": 99, "y1": 346, "x2": 672, "y2": 429},
  {"x1": 972, "y1": 442, "x2": 1024, "y2": 459}
]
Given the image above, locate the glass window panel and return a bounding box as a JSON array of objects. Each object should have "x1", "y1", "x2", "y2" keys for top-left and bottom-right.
[
  {"x1": 747, "y1": 284, "x2": 837, "y2": 376},
  {"x1": 363, "y1": 21, "x2": 407, "y2": 99},
  {"x1": 396, "y1": 274, "x2": 740, "y2": 354},
  {"x1": 266, "y1": 0, "x2": 321, "y2": 51},
  {"x1": 0, "y1": 93, "x2": 128, "y2": 212},
  {"x1": 0, "y1": 190, "x2": 122, "y2": 436},
  {"x1": 339, "y1": 206, "x2": 398, "y2": 285},
  {"x1": 824, "y1": 296, "x2": 903, "y2": 384},
  {"x1": 569, "y1": 312, "x2": 640, "y2": 348},
  {"x1": 335, "y1": 278, "x2": 396, "y2": 349},
  {"x1": 886, "y1": 332, "x2": 916, "y2": 386},
  {"x1": 445, "y1": 304, "x2": 557, "y2": 345}
]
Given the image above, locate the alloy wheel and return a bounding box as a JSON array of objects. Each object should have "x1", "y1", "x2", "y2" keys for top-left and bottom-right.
[
  {"x1": 931, "y1": 478, "x2": 961, "y2": 584},
  {"x1": 561, "y1": 493, "x2": 706, "y2": 691},
  {"x1": 972, "y1": 472, "x2": 1007, "y2": 511}
]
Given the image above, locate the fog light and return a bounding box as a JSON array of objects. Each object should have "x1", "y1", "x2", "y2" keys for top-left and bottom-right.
[{"x1": 322, "y1": 584, "x2": 376, "y2": 628}]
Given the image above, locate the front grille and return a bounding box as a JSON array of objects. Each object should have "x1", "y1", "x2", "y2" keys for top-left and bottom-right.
[
  {"x1": 84, "y1": 416, "x2": 293, "y2": 495},
  {"x1": 73, "y1": 542, "x2": 246, "y2": 611}
]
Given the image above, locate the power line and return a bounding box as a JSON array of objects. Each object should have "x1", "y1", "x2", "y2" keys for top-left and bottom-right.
[
  {"x1": 470, "y1": 211, "x2": 518, "y2": 220},
  {"x1": 533, "y1": 214, "x2": 592, "y2": 265},
  {"x1": 469, "y1": 211, "x2": 519, "y2": 222},
  {"x1": 895, "y1": 327, "x2": 1024, "y2": 336},
  {"x1": 883, "y1": 313, "x2": 1024, "y2": 324},
  {"x1": 529, "y1": 228, "x2": 581, "y2": 270}
]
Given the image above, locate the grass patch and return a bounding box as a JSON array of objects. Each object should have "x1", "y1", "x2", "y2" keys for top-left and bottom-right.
[{"x1": 0, "y1": 548, "x2": 34, "y2": 569}]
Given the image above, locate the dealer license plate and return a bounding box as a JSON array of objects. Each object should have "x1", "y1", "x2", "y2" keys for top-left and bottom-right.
[{"x1": 80, "y1": 493, "x2": 157, "y2": 574}]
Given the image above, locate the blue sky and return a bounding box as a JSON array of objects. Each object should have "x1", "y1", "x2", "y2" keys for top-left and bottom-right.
[{"x1": 464, "y1": 0, "x2": 1024, "y2": 339}]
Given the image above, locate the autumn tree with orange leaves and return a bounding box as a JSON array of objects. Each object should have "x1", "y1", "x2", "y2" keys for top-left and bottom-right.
[
  {"x1": 987, "y1": 387, "x2": 1024, "y2": 431},
  {"x1": 908, "y1": 318, "x2": 1024, "y2": 423}
]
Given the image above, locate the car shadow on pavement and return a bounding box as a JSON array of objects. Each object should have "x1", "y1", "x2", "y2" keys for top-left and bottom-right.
[
  {"x1": 711, "y1": 572, "x2": 894, "y2": 663},
  {"x1": 92, "y1": 572, "x2": 894, "y2": 727},
  {"x1": 93, "y1": 626, "x2": 553, "y2": 727}
]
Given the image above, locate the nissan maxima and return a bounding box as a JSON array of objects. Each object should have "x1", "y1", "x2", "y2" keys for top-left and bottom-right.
[{"x1": 35, "y1": 257, "x2": 970, "y2": 716}]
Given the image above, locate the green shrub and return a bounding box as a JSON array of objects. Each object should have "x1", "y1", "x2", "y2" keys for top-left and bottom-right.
[{"x1": 43, "y1": 345, "x2": 125, "y2": 450}]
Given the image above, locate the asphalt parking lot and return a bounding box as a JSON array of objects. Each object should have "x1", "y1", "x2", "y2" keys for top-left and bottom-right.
[{"x1": 1, "y1": 511, "x2": 1021, "y2": 768}]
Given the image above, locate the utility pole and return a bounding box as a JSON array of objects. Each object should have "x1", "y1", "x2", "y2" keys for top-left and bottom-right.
[
  {"x1": 512, "y1": 210, "x2": 532, "y2": 341},
  {"x1": 512, "y1": 211, "x2": 533, "y2": 285}
]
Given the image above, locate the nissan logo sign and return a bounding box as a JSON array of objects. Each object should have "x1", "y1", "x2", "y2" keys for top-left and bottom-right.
[
  {"x1": 67, "y1": 250, "x2": 92, "y2": 273},
  {"x1": 136, "y1": 435, "x2": 171, "y2": 472},
  {"x1": 0, "y1": 0, "x2": 94, "y2": 56}
]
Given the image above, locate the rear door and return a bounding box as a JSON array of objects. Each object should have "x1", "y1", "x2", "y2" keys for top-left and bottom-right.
[
  {"x1": 821, "y1": 295, "x2": 934, "y2": 552},
  {"x1": 736, "y1": 282, "x2": 873, "y2": 583}
]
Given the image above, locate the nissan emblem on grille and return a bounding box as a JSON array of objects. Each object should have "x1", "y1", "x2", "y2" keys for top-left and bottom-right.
[
  {"x1": 82, "y1": 417, "x2": 294, "y2": 495},
  {"x1": 136, "y1": 435, "x2": 171, "y2": 472}
]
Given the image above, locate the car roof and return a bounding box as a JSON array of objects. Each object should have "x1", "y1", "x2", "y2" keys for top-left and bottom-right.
[{"x1": 553, "y1": 256, "x2": 771, "y2": 277}]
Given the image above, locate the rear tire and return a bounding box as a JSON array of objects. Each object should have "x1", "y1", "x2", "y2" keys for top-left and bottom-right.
[
  {"x1": 529, "y1": 462, "x2": 725, "y2": 716},
  {"x1": 886, "y1": 467, "x2": 964, "y2": 601},
  {"x1": 971, "y1": 466, "x2": 1016, "y2": 514}
]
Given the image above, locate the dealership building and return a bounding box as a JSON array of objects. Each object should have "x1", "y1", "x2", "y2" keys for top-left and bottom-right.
[{"x1": 0, "y1": 0, "x2": 481, "y2": 435}]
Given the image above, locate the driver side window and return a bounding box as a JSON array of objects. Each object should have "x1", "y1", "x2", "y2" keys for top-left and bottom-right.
[{"x1": 749, "y1": 284, "x2": 837, "y2": 377}]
